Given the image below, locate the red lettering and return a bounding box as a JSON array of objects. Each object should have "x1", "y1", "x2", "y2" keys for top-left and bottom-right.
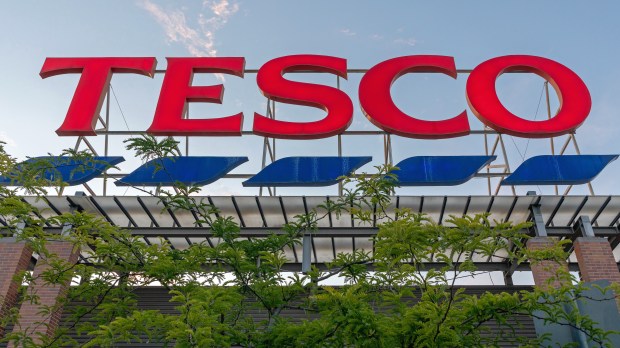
[
  {"x1": 359, "y1": 55, "x2": 470, "y2": 139},
  {"x1": 40, "y1": 57, "x2": 157, "y2": 136},
  {"x1": 147, "y1": 57, "x2": 245, "y2": 136},
  {"x1": 252, "y1": 55, "x2": 353, "y2": 139},
  {"x1": 42, "y1": 55, "x2": 592, "y2": 139},
  {"x1": 466, "y1": 55, "x2": 591, "y2": 138}
]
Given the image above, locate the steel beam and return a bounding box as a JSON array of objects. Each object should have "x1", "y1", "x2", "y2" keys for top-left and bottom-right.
[
  {"x1": 530, "y1": 204, "x2": 547, "y2": 237},
  {"x1": 575, "y1": 215, "x2": 596, "y2": 238},
  {"x1": 24, "y1": 226, "x2": 620, "y2": 239},
  {"x1": 301, "y1": 233, "x2": 312, "y2": 273}
]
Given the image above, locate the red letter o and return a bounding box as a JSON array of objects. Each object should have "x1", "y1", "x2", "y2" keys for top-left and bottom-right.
[{"x1": 466, "y1": 55, "x2": 591, "y2": 138}]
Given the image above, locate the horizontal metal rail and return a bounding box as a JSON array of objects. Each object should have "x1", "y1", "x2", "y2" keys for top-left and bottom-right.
[
  {"x1": 278, "y1": 262, "x2": 588, "y2": 272},
  {"x1": 152, "y1": 68, "x2": 540, "y2": 75},
  {"x1": 36, "y1": 226, "x2": 619, "y2": 238},
  {"x1": 69, "y1": 260, "x2": 608, "y2": 273},
  {"x1": 98, "y1": 172, "x2": 514, "y2": 179},
  {"x1": 94, "y1": 130, "x2": 499, "y2": 136}
]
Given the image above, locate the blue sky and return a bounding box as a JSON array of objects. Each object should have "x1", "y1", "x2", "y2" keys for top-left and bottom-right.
[{"x1": 1, "y1": 1, "x2": 620, "y2": 196}]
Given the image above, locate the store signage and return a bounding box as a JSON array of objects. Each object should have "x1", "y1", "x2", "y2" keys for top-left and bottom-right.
[{"x1": 40, "y1": 55, "x2": 591, "y2": 139}]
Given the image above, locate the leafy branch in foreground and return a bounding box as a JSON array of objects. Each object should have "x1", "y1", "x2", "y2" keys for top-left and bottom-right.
[{"x1": 0, "y1": 137, "x2": 617, "y2": 347}]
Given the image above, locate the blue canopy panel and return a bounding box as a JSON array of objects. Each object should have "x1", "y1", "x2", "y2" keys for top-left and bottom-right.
[
  {"x1": 116, "y1": 156, "x2": 248, "y2": 187},
  {"x1": 243, "y1": 156, "x2": 372, "y2": 187},
  {"x1": 0, "y1": 156, "x2": 124, "y2": 186},
  {"x1": 392, "y1": 156, "x2": 496, "y2": 186},
  {"x1": 501, "y1": 155, "x2": 618, "y2": 186}
]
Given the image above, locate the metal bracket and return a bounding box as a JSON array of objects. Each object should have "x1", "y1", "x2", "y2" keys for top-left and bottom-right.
[
  {"x1": 575, "y1": 215, "x2": 596, "y2": 238},
  {"x1": 301, "y1": 233, "x2": 312, "y2": 273},
  {"x1": 530, "y1": 204, "x2": 548, "y2": 237}
]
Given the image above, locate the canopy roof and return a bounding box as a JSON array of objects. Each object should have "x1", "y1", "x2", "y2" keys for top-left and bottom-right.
[{"x1": 13, "y1": 195, "x2": 620, "y2": 272}]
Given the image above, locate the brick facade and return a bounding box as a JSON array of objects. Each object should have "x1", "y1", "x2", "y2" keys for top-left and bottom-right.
[
  {"x1": 8, "y1": 241, "x2": 79, "y2": 347},
  {"x1": 574, "y1": 237, "x2": 620, "y2": 284},
  {"x1": 0, "y1": 239, "x2": 33, "y2": 339},
  {"x1": 527, "y1": 237, "x2": 568, "y2": 289}
]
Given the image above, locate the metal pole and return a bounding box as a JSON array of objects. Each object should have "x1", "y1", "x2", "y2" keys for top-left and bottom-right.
[
  {"x1": 387, "y1": 134, "x2": 393, "y2": 165},
  {"x1": 571, "y1": 135, "x2": 595, "y2": 195},
  {"x1": 301, "y1": 233, "x2": 312, "y2": 273},
  {"x1": 103, "y1": 85, "x2": 110, "y2": 196},
  {"x1": 495, "y1": 135, "x2": 515, "y2": 195},
  {"x1": 338, "y1": 134, "x2": 343, "y2": 196},
  {"x1": 484, "y1": 128, "x2": 491, "y2": 195},
  {"x1": 383, "y1": 135, "x2": 388, "y2": 166},
  {"x1": 185, "y1": 108, "x2": 189, "y2": 156},
  {"x1": 259, "y1": 100, "x2": 271, "y2": 197},
  {"x1": 559, "y1": 136, "x2": 572, "y2": 155},
  {"x1": 337, "y1": 75, "x2": 343, "y2": 197},
  {"x1": 272, "y1": 100, "x2": 277, "y2": 196},
  {"x1": 545, "y1": 82, "x2": 558, "y2": 195},
  {"x1": 530, "y1": 204, "x2": 548, "y2": 237}
]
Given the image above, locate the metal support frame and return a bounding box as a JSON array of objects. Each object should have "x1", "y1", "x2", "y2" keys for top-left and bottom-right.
[
  {"x1": 544, "y1": 82, "x2": 559, "y2": 195},
  {"x1": 483, "y1": 128, "x2": 516, "y2": 196},
  {"x1": 259, "y1": 99, "x2": 277, "y2": 196},
  {"x1": 31, "y1": 225, "x2": 620, "y2": 240},
  {"x1": 530, "y1": 204, "x2": 548, "y2": 237},
  {"x1": 559, "y1": 134, "x2": 595, "y2": 195},
  {"x1": 482, "y1": 80, "x2": 595, "y2": 197},
  {"x1": 575, "y1": 215, "x2": 596, "y2": 238},
  {"x1": 301, "y1": 232, "x2": 312, "y2": 273},
  {"x1": 505, "y1": 200, "x2": 547, "y2": 285},
  {"x1": 61, "y1": 192, "x2": 83, "y2": 236},
  {"x1": 68, "y1": 87, "x2": 110, "y2": 197}
]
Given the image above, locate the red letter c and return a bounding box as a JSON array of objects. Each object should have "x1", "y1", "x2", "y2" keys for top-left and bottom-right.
[{"x1": 359, "y1": 55, "x2": 470, "y2": 139}]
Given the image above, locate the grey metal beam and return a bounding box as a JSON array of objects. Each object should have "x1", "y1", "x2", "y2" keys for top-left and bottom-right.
[
  {"x1": 29, "y1": 226, "x2": 620, "y2": 238},
  {"x1": 575, "y1": 216, "x2": 595, "y2": 238},
  {"x1": 567, "y1": 197, "x2": 589, "y2": 226},
  {"x1": 194, "y1": 262, "x2": 588, "y2": 273},
  {"x1": 530, "y1": 204, "x2": 548, "y2": 237},
  {"x1": 592, "y1": 196, "x2": 612, "y2": 225},
  {"x1": 545, "y1": 196, "x2": 564, "y2": 227},
  {"x1": 301, "y1": 233, "x2": 312, "y2": 273}
]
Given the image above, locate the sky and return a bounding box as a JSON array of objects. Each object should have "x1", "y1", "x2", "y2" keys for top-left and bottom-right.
[{"x1": 1, "y1": 1, "x2": 620, "y2": 197}]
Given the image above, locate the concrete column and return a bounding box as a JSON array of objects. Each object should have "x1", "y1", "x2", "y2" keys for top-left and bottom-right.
[
  {"x1": 0, "y1": 239, "x2": 33, "y2": 339},
  {"x1": 9, "y1": 241, "x2": 79, "y2": 347},
  {"x1": 527, "y1": 237, "x2": 568, "y2": 289}
]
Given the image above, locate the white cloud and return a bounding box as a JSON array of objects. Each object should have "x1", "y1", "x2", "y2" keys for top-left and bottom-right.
[
  {"x1": 203, "y1": 0, "x2": 239, "y2": 29},
  {"x1": 393, "y1": 37, "x2": 417, "y2": 46},
  {"x1": 370, "y1": 34, "x2": 384, "y2": 40},
  {"x1": 139, "y1": 0, "x2": 239, "y2": 64},
  {"x1": 340, "y1": 28, "x2": 356, "y2": 36}
]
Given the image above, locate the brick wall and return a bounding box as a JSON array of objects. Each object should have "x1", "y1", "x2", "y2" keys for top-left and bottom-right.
[
  {"x1": 8, "y1": 241, "x2": 79, "y2": 347},
  {"x1": 527, "y1": 237, "x2": 568, "y2": 289},
  {"x1": 0, "y1": 239, "x2": 33, "y2": 339},
  {"x1": 574, "y1": 237, "x2": 620, "y2": 284}
]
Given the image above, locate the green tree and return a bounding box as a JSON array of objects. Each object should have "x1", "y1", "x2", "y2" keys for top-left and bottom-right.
[{"x1": 0, "y1": 138, "x2": 617, "y2": 347}]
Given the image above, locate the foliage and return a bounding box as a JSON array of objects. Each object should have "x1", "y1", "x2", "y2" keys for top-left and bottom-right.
[{"x1": 0, "y1": 138, "x2": 618, "y2": 347}]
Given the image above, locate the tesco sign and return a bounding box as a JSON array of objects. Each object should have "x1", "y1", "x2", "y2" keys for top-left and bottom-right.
[{"x1": 40, "y1": 55, "x2": 591, "y2": 139}]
